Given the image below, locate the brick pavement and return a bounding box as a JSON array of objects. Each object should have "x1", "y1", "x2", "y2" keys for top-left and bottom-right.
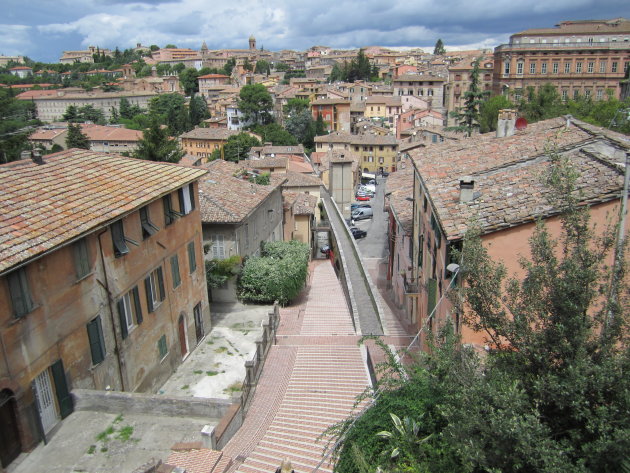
[{"x1": 222, "y1": 260, "x2": 370, "y2": 473}]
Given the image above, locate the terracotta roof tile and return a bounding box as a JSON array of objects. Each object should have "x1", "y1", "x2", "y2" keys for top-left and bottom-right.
[
  {"x1": 386, "y1": 167, "x2": 415, "y2": 233},
  {"x1": 411, "y1": 117, "x2": 629, "y2": 241},
  {"x1": 197, "y1": 160, "x2": 285, "y2": 223},
  {"x1": 0, "y1": 149, "x2": 207, "y2": 273}
]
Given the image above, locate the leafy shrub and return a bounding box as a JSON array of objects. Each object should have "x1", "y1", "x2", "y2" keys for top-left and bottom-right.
[{"x1": 238, "y1": 240, "x2": 309, "y2": 305}]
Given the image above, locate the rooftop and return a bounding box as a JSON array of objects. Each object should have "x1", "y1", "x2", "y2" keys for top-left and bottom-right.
[
  {"x1": 197, "y1": 160, "x2": 285, "y2": 224},
  {"x1": 180, "y1": 128, "x2": 239, "y2": 140},
  {"x1": 0, "y1": 149, "x2": 206, "y2": 274},
  {"x1": 411, "y1": 117, "x2": 630, "y2": 241},
  {"x1": 386, "y1": 167, "x2": 415, "y2": 233}
]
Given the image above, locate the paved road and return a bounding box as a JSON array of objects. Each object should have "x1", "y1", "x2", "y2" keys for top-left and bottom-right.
[{"x1": 353, "y1": 176, "x2": 389, "y2": 259}]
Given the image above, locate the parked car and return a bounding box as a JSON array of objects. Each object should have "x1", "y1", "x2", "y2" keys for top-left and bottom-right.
[
  {"x1": 359, "y1": 184, "x2": 376, "y2": 193},
  {"x1": 381, "y1": 171, "x2": 389, "y2": 177},
  {"x1": 350, "y1": 227, "x2": 367, "y2": 239},
  {"x1": 352, "y1": 207, "x2": 374, "y2": 220},
  {"x1": 351, "y1": 203, "x2": 371, "y2": 210},
  {"x1": 356, "y1": 195, "x2": 371, "y2": 201},
  {"x1": 368, "y1": 179, "x2": 376, "y2": 185}
]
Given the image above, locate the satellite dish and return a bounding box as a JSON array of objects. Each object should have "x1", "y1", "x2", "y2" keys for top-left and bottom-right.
[{"x1": 515, "y1": 117, "x2": 528, "y2": 130}]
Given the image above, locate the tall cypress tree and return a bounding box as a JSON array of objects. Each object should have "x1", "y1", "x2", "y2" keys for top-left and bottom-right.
[
  {"x1": 66, "y1": 123, "x2": 90, "y2": 149},
  {"x1": 447, "y1": 58, "x2": 489, "y2": 137}
]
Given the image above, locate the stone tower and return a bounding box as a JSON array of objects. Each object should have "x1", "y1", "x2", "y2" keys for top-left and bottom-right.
[{"x1": 249, "y1": 34, "x2": 256, "y2": 51}]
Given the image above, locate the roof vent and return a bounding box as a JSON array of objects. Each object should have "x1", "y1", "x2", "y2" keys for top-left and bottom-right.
[{"x1": 459, "y1": 176, "x2": 475, "y2": 203}]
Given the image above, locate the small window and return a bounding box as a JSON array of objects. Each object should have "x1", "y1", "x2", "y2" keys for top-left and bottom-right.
[
  {"x1": 612, "y1": 61, "x2": 618, "y2": 73},
  {"x1": 163, "y1": 194, "x2": 182, "y2": 226},
  {"x1": 117, "y1": 286, "x2": 142, "y2": 339},
  {"x1": 587, "y1": 61, "x2": 594, "y2": 73},
  {"x1": 87, "y1": 315, "x2": 106, "y2": 365},
  {"x1": 158, "y1": 334, "x2": 168, "y2": 360},
  {"x1": 7, "y1": 268, "x2": 34, "y2": 318},
  {"x1": 178, "y1": 184, "x2": 195, "y2": 215},
  {"x1": 599, "y1": 61, "x2": 607, "y2": 73},
  {"x1": 210, "y1": 235, "x2": 225, "y2": 259},
  {"x1": 576, "y1": 62, "x2": 582, "y2": 73},
  {"x1": 516, "y1": 62, "x2": 524, "y2": 75},
  {"x1": 145, "y1": 266, "x2": 166, "y2": 312},
  {"x1": 564, "y1": 62, "x2": 571, "y2": 74},
  {"x1": 188, "y1": 241, "x2": 197, "y2": 273},
  {"x1": 140, "y1": 206, "x2": 159, "y2": 239},
  {"x1": 552, "y1": 62, "x2": 559, "y2": 74},
  {"x1": 170, "y1": 254, "x2": 181, "y2": 289},
  {"x1": 541, "y1": 62, "x2": 547, "y2": 74},
  {"x1": 529, "y1": 63, "x2": 536, "y2": 74},
  {"x1": 111, "y1": 220, "x2": 130, "y2": 257},
  {"x1": 73, "y1": 238, "x2": 90, "y2": 279}
]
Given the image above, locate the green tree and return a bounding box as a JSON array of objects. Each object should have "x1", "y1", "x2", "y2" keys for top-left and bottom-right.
[
  {"x1": 447, "y1": 57, "x2": 489, "y2": 136},
  {"x1": 283, "y1": 97, "x2": 310, "y2": 116},
  {"x1": 285, "y1": 109, "x2": 315, "y2": 149},
  {"x1": 179, "y1": 67, "x2": 200, "y2": 96},
  {"x1": 0, "y1": 88, "x2": 38, "y2": 163},
  {"x1": 249, "y1": 123, "x2": 297, "y2": 146},
  {"x1": 243, "y1": 58, "x2": 254, "y2": 72},
  {"x1": 519, "y1": 83, "x2": 567, "y2": 122},
  {"x1": 188, "y1": 94, "x2": 210, "y2": 127},
  {"x1": 149, "y1": 93, "x2": 190, "y2": 135},
  {"x1": 238, "y1": 83, "x2": 273, "y2": 126},
  {"x1": 77, "y1": 104, "x2": 106, "y2": 124},
  {"x1": 66, "y1": 123, "x2": 90, "y2": 149},
  {"x1": 211, "y1": 132, "x2": 261, "y2": 162},
  {"x1": 164, "y1": 44, "x2": 177, "y2": 49},
  {"x1": 149, "y1": 44, "x2": 159, "y2": 51},
  {"x1": 223, "y1": 58, "x2": 236, "y2": 76},
  {"x1": 315, "y1": 112, "x2": 327, "y2": 135},
  {"x1": 62, "y1": 105, "x2": 79, "y2": 122},
  {"x1": 132, "y1": 119, "x2": 184, "y2": 162},
  {"x1": 433, "y1": 39, "x2": 446, "y2": 55},
  {"x1": 254, "y1": 60, "x2": 271, "y2": 75},
  {"x1": 275, "y1": 62, "x2": 290, "y2": 72},
  {"x1": 479, "y1": 94, "x2": 515, "y2": 133}
]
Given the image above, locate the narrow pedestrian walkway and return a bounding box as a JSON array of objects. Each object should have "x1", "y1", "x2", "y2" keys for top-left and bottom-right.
[{"x1": 223, "y1": 261, "x2": 370, "y2": 473}]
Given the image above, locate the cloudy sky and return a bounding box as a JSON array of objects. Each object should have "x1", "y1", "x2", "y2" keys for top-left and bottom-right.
[{"x1": 2, "y1": 0, "x2": 629, "y2": 62}]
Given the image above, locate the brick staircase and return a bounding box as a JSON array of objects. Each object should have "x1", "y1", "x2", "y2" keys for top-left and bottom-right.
[{"x1": 222, "y1": 261, "x2": 371, "y2": 473}]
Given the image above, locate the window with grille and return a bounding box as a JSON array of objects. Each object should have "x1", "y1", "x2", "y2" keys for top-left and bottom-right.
[{"x1": 117, "y1": 286, "x2": 142, "y2": 339}]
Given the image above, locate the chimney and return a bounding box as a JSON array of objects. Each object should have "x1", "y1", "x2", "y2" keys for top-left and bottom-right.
[
  {"x1": 564, "y1": 114, "x2": 573, "y2": 129},
  {"x1": 496, "y1": 109, "x2": 516, "y2": 138},
  {"x1": 31, "y1": 150, "x2": 44, "y2": 165},
  {"x1": 459, "y1": 176, "x2": 475, "y2": 203}
]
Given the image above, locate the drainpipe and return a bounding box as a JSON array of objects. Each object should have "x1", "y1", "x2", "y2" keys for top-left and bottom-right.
[{"x1": 96, "y1": 230, "x2": 126, "y2": 391}]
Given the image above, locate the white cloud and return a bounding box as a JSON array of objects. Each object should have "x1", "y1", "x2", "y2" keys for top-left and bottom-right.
[{"x1": 0, "y1": 24, "x2": 32, "y2": 56}]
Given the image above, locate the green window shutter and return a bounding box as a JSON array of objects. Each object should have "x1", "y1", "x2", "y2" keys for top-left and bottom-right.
[
  {"x1": 189, "y1": 184, "x2": 195, "y2": 210},
  {"x1": 144, "y1": 276, "x2": 154, "y2": 313},
  {"x1": 171, "y1": 255, "x2": 181, "y2": 288},
  {"x1": 87, "y1": 316, "x2": 105, "y2": 365},
  {"x1": 50, "y1": 360, "x2": 73, "y2": 419},
  {"x1": 157, "y1": 267, "x2": 165, "y2": 301},
  {"x1": 8, "y1": 271, "x2": 26, "y2": 317},
  {"x1": 427, "y1": 278, "x2": 438, "y2": 318},
  {"x1": 74, "y1": 239, "x2": 90, "y2": 279},
  {"x1": 188, "y1": 241, "x2": 196, "y2": 273},
  {"x1": 158, "y1": 335, "x2": 167, "y2": 359},
  {"x1": 132, "y1": 286, "x2": 143, "y2": 325},
  {"x1": 117, "y1": 299, "x2": 128, "y2": 339}
]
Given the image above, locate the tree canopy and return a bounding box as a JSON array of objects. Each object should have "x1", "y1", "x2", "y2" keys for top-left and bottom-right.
[
  {"x1": 210, "y1": 132, "x2": 261, "y2": 162},
  {"x1": 238, "y1": 83, "x2": 274, "y2": 126},
  {"x1": 132, "y1": 119, "x2": 184, "y2": 163},
  {"x1": 447, "y1": 58, "x2": 489, "y2": 136},
  {"x1": 433, "y1": 39, "x2": 446, "y2": 55},
  {"x1": 65, "y1": 123, "x2": 90, "y2": 149}
]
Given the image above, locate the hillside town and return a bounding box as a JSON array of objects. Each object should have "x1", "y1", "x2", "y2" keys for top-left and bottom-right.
[{"x1": 1, "y1": 15, "x2": 629, "y2": 473}]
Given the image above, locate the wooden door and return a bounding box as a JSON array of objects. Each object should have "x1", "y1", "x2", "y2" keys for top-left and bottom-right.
[{"x1": 0, "y1": 390, "x2": 22, "y2": 468}]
